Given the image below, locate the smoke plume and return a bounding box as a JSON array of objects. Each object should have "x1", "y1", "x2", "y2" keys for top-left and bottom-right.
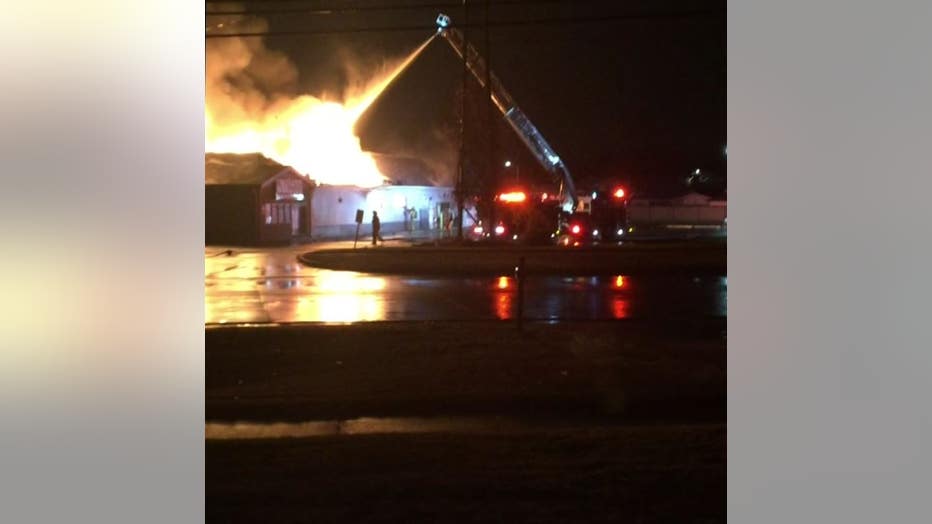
[{"x1": 205, "y1": 12, "x2": 449, "y2": 188}]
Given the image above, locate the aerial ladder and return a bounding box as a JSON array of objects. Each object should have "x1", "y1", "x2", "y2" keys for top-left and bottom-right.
[{"x1": 435, "y1": 13, "x2": 578, "y2": 212}]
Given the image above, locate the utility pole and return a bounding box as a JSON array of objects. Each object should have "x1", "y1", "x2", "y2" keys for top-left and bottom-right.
[
  {"x1": 484, "y1": 0, "x2": 496, "y2": 233},
  {"x1": 454, "y1": 1, "x2": 468, "y2": 242}
]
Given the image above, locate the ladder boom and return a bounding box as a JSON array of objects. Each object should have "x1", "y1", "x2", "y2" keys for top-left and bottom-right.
[{"x1": 438, "y1": 19, "x2": 577, "y2": 211}]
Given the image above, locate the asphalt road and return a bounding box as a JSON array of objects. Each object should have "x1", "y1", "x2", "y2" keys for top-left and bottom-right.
[{"x1": 206, "y1": 243, "x2": 726, "y2": 324}]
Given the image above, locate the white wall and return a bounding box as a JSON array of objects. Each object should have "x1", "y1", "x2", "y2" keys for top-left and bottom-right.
[
  {"x1": 366, "y1": 185, "x2": 454, "y2": 224},
  {"x1": 309, "y1": 184, "x2": 472, "y2": 238},
  {"x1": 309, "y1": 186, "x2": 368, "y2": 227},
  {"x1": 628, "y1": 197, "x2": 727, "y2": 225}
]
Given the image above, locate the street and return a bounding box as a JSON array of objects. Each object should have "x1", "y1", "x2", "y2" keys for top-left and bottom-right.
[{"x1": 205, "y1": 244, "x2": 727, "y2": 324}]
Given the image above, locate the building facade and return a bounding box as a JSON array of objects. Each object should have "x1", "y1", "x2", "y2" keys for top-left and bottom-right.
[
  {"x1": 309, "y1": 185, "x2": 462, "y2": 239},
  {"x1": 206, "y1": 153, "x2": 314, "y2": 245},
  {"x1": 206, "y1": 153, "x2": 469, "y2": 245},
  {"x1": 627, "y1": 192, "x2": 727, "y2": 233}
]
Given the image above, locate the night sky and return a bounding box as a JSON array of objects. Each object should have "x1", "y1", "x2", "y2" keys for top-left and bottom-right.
[{"x1": 209, "y1": 0, "x2": 725, "y2": 196}]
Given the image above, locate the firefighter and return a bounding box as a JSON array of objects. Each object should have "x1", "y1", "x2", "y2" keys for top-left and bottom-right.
[{"x1": 371, "y1": 211, "x2": 383, "y2": 245}]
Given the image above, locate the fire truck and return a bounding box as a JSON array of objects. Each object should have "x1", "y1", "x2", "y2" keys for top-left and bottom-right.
[
  {"x1": 475, "y1": 189, "x2": 564, "y2": 243},
  {"x1": 562, "y1": 187, "x2": 630, "y2": 245}
]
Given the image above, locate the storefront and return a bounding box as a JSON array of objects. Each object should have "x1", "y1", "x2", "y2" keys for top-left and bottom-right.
[
  {"x1": 206, "y1": 153, "x2": 470, "y2": 244},
  {"x1": 206, "y1": 153, "x2": 314, "y2": 245}
]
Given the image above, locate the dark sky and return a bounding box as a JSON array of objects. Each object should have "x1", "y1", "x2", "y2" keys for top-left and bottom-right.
[{"x1": 213, "y1": 0, "x2": 725, "y2": 195}]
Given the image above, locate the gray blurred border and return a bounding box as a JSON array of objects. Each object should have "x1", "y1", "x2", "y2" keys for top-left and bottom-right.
[
  {"x1": 0, "y1": 2, "x2": 204, "y2": 522},
  {"x1": 729, "y1": 0, "x2": 932, "y2": 521}
]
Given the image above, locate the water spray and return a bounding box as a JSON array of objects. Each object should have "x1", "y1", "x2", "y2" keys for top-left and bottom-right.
[{"x1": 349, "y1": 33, "x2": 438, "y2": 122}]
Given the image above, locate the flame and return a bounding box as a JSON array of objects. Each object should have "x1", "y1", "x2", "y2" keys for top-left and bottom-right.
[
  {"x1": 206, "y1": 29, "x2": 434, "y2": 188},
  {"x1": 206, "y1": 97, "x2": 385, "y2": 187}
]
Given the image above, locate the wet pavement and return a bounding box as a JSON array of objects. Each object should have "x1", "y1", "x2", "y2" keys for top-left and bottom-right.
[
  {"x1": 206, "y1": 416, "x2": 725, "y2": 439},
  {"x1": 205, "y1": 245, "x2": 726, "y2": 324},
  {"x1": 207, "y1": 416, "x2": 587, "y2": 439}
]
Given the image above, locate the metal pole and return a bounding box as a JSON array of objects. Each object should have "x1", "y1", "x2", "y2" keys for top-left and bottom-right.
[
  {"x1": 515, "y1": 256, "x2": 526, "y2": 330},
  {"x1": 484, "y1": 0, "x2": 496, "y2": 234},
  {"x1": 455, "y1": 0, "x2": 468, "y2": 242}
]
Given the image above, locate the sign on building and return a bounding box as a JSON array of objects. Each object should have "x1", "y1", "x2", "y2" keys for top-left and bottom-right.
[{"x1": 276, "y1": 178, "x2": 304, "y2": 200}]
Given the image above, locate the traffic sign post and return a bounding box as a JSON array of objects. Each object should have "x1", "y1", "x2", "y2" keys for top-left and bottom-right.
[{"x1": 353, "y1": 209, "x2": 364, "y2": 249}]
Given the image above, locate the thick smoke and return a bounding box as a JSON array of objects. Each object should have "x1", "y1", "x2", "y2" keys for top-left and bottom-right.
[
  {"x1": 205, "y1": 13, "x2": 407, "y2": 129},
  {"x1": 379, "y1": 126, "x2": 460, "y2": 187},
  {"x1": 421, "y1": 130, "x2": 459, "y2": 187},
  {"x1": 206, "y1": 16, "x2": 299, "y2": 128},
  {"x1": 205, "y1": 13, "x2": 457, "y2": 187}
]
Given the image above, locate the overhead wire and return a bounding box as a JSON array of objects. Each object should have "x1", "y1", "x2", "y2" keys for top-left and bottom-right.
[
  {"x1": 205, "y1": 8, "x2": 724, "y2": 38},
  {"x1": 206, "y1": 0, "x2": 620, "y2": 17}
]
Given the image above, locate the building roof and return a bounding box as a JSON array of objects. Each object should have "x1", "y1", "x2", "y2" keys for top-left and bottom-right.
[
  {"x1": 674, "y1": 192, "x2": 713, "y2": 205},
  {"x1": 630, "y1": 191, "x2": 726, "y2": 205},
  {"x1": 206, "y1": 152, "x2": 442, "y2": 187},
  {"x1": 205, "y1": 153, "x2": 290, "y2": 185}
]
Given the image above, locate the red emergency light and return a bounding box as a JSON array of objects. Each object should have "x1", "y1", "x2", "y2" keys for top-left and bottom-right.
[
  {"x1": 613, "y1": 187, "x2": 626, "y2": 199},
  {"x1": 571, "y1": 224, "x2": 581, "y2": 235},
  {"x1": 498, "y1": 191, "x2": 527, "y2": 203}
]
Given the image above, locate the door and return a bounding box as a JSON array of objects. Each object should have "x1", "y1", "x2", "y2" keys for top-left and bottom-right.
[{"x1": 290, "y1": 204, "x2": 300, "y2": 235}]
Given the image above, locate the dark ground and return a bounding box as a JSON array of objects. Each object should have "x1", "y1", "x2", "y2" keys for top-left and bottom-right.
[
  {"x1": 208, "y1": 424, "x2": 725, "y2": 523},
  {"x1": 207, "y1": 320, "x2": 725, "y2": 522}
]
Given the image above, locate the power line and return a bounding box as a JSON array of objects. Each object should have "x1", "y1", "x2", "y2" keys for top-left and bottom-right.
[
  {"x1": 206, "y1": 0, "x2": 614, "y2": 17},
  {"x1": 207, "y1": 22, "x2": 431, "y2": 36},
  {"x1": 205, "y1": 9, "x2": 724, "y2": 38}
]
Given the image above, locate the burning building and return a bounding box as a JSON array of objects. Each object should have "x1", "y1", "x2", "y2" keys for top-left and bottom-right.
[
  {"x1": 205, "y1": 152, "x2": 463, "y2": 245},
  {"x1": 204, "y1": 16, "x2": 466, "y2": 245},
  {"x1": 206, "y1": 153, "x2": 313, "y2": 245},
  {"x1": 309, "y1": 153, "x2": 460, "y2": 238}
]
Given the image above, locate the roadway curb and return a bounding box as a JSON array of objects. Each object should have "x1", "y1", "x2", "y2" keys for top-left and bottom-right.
[{"x1": 297, "y1": 244, "x2": 726, "y2": 276}]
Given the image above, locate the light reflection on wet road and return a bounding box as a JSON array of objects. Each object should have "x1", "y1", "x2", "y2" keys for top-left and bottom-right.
[
  {"x1": 205, "y1": 246, "x2": 726, "y2": 324},
  {"x1": 206, "y1": 416, "x2": 646, "y2": 439}
]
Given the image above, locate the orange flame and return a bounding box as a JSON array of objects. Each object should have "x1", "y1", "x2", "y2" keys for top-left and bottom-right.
[{"x1": 206, "y1": 35, "x2": 435, "y2": 188}]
